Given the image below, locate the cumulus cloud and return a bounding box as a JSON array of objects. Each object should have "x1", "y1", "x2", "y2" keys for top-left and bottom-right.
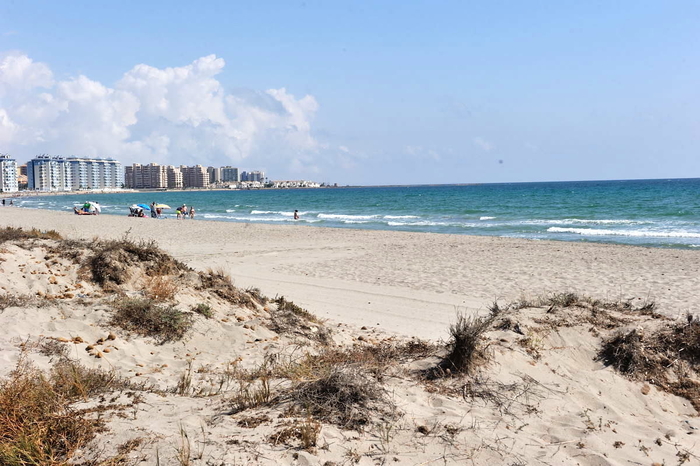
[{"x1": 0, "y1": 52, "x2": 338, "y2": 176}]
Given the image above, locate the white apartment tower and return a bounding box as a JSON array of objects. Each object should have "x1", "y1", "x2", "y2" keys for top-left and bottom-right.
[
  {"x1": 28, "y1": 155, "x2": 122, "y2": 191},
  {"x1": 0, "y1": 154, "x2": 19, "y2": 192}
]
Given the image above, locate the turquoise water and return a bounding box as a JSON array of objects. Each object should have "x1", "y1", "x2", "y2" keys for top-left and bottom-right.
[{"x1": 12, "y1": 178, "x2": 700, "y2": 249}]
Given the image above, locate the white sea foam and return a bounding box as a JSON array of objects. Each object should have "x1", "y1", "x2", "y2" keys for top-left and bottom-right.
[
  {"x1": 480, "y1": 216, "x2": 496, "y2": 220},
  {"x1": 383, "y1": 215, "x2": 420, "y2": 219},
  {"x1": 225, "y1": 209, "x2": 236, "y2": 213},
  {"x1": 318, "y1": 213, "x2": 380, "y2": 221},
  {"x1": 547, "y1": 227, "x2": 700, "y2": 239},
  {"x1": 343, "y1": 220, "x2": 370, "y2": 224},
  {"x1": 387, "y1": 221, "x2": 449, "y2": 227},
  {"x1": 528, "y1": 218, "x2": 647, "y2": 225}
]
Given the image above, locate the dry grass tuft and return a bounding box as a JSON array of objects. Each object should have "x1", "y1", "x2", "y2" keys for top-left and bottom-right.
[
  {"x1": 0, "y1": 293, "x2": 33, "y2": 312},
  {"x1": 599, "y1": 321, "x2": 700, "y2": 411},
  {"x1": 110, "y1": 297, "x2": 193, "y2": 344},
  {"x1": 191, "y1": 303, "x2": 213, "y2": 319},
  {"x1": 89, "y1": 236, "x2": 188, "y2": 286},
  {"x1": 0, "y1": 226, "x2": 63, "y2": 243},
  {"x1": 283, "y1": 365, "x2": 396, "y2": 430},
  {"x1": 428, "y1": 311, "x2": 497, "y2": 378},
  {"x1": 0, "y1": 357, "x2": 140, "y2": 465},
  {"x1": 268, "y1": 297, "x2": 332, "y2": 344},
  {"x1": 198, "y1": 269, "x2": 259, "y2": 309},
  {"x1": 144, "y1": 275, "x2": 179, "y2": 302},
  {"x1": 268, "y1": 418, "x2": 321, "y2": 451}
]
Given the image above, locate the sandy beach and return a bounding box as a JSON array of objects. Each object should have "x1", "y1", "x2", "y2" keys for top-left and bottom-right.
[
  {"x1": 1, "y1": 208, "x2": 699, "y2": 465},
  {"x1": 2, "y1": 208, "x2": 698, "y2": 339}
]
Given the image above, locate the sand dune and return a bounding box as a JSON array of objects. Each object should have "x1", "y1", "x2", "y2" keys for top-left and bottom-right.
[{"x1": 0, "y1": 209, "x2": 699, "y2": 465}]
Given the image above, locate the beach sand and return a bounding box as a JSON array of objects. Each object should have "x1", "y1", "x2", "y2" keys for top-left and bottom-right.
[
  {"x1": 2, "y1": 208, "x2": 698, "y2": 339},
  {"x1": 1, "y1": 208, "x2": 699, "y2": 465}
]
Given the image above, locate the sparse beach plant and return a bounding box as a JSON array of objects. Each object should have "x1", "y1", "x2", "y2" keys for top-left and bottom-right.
[
  {"x1": 284, "y1": 365, "x2": 395, "y2": 430},
  {"x1": 110, "y1": 297, "x2": 193, "y2": 343},
  {"x1": 599, "y1": 320, "x2": 700, "y2": 410},
  {"x1": 432, "y1": 311, "x2": 495, "y2": 377},
  {"x1": 0, "y1": 226, "x2": 63, "y2": 243},
  {"x1": 191, "y1": 303, "x2": 213, "y2": 319},
  {"x1": 89, "y1": 236, "x2": 188, "y2": 285},
  {"x1": 199, "y1": 268, "x2": 259, "y2": 309},
  {"x1": 269, "y1": 296, "x2": 332, "y2": 344},
  {"x1": 145, "y1": 275, "x2": 179, "y2": 301}
]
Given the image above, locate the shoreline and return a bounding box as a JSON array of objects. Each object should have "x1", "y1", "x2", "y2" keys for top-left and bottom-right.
[{"x1": 3, "y1": 208, "x2": 698, "y2": 339}]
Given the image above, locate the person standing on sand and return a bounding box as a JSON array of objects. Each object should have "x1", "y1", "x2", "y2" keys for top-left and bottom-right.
[
  {"x1": 189, "y1": 206, "x2": 195, "y2": 219},
  {"x1": 294, "y1": 210, "x2": 299, "y2": 220},
  {"x1": 150, "y1": 202, "x2": 157, "y2": 218}
]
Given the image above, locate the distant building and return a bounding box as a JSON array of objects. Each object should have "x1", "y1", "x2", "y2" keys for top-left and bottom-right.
[
  {"x1": 167, "y1": 165, "x2": 183, "y2": 188},
  {"x1": 207, "y1": 166, "x2": 221, "y2": 184},
  {"x1": 0, "y1": 154, "x2": 19, "y2": 192},
  {"x1": 27, "y1": 155, "x2": 122, "y2": 192},
  {"x1": 181, "y1": 165, "x2": 208, "y2": 188},
  {"x1": 241, "y1": 170, "x2": 265, "y2": 182},
  {"x1": 221, "y1": 166, "x2": 239, "y2": 183},
  {"x1": 125, "y1": 163, "x2": 167, "y2": 189}
]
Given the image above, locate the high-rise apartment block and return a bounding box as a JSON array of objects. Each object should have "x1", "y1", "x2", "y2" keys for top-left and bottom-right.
[
  {"x1": 0, "y1": 154, "x2": 19, "y2": 192},
  {"x1": 207, "y1": 166, "x2": 221, "y2": 184},
  {"x1": 167, "y1": 166, "x2": 183, "y2": 188},
  {"x1": 241, "y1": 170, "x2": 265, "y2": 182},
  {"x1": 221, "y1": 166, "x2": 239, "y2": 183},
  {"x1": 27, "y1": 155, "x2": 122, "y2": 191},
  {"x1": 181, "y1": 165, "x2": 208, "y2": 188}
]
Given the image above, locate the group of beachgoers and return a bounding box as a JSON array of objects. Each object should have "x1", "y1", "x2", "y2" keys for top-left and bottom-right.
[
  {"x1": 127, "y1": 202, "x2": 195, "y2": 219},
  {"x1": 175, "y1": 204, "x2": 195, "y2": 219},
  {"x1": 1, "y1": 199, "x2": 14, "y2": 207},
  {"x1": 74, "y1": 201, "x2": 101, "y2": 215}
]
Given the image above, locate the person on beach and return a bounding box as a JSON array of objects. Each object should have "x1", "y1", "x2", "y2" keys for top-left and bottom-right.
[
  {"x1": 8, "y1": 200, "x2": 12, "y2": 206},
  {"x1": 156, "y1": 207, "x2": 162, "y2": 218},
  {"x1": 189, "y1": 206, "x2": 195, "y2": 219},
  {"x1": 294, "y1": 210, "x2": 299, "y2": 220},
  {"x1": 2, "y1": 199, "x2": 5, "y2": 206},
  {"x1": 150, "y1": 202, "x2": 157, "y2": 218},
  {"x1": 176, "y1": 208, "x2": 182, "y2": 219}
]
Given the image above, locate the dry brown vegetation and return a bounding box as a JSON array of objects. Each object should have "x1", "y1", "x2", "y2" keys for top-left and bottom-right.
[
  {"x1": 0, "y1": 293, "x2": 33, "y2": 311},
  {"x1": 282, "y1": 365, "x2": 397, "y2": 430},
  {"x1": 599, "y1": 320, "x2": 700, "y2": 411},
  {"x1": 110, "y1": 297, "x2": 193, "y2": 344},
  {"x1": 0, "y1": 226, "x2": 63, "y2": 243},
  {"x1": 0, "y1": 356, "x2": 142, "y2": 466},
  {"x1": 144, "y1": 275, "x2": 179, "y2": 301},
  {"x1": 268, "y1": 296, "x2": 332, "y2": 344},
  {"x1": 89, "y1": 236, "x2": 189, "y2": 285},
  {"x1": 198, "y1": 268, "x2": 259, "y2": 309}
]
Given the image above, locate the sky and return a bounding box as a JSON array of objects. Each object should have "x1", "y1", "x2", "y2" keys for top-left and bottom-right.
[{"x1": 0, "y1": 1, "x2": 698, "y2": 185}]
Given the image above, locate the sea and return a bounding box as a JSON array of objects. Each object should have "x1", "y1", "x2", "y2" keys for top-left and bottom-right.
[{"x1": 10, "y1": 178, "x2": 700, "y2": 249}]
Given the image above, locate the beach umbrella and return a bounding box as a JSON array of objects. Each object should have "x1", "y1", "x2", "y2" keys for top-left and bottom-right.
[
  {"x1": 88, "y1": 202, "x2": 101, "y2": 213},
  {"x1": 137, "y1": 203, "x2": 151, "y2": 210},
  {"x1": 155, "y1": 204, "x2": 171, "y2": 209}
]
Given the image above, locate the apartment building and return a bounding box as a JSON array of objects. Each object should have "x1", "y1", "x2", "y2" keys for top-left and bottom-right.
[
  {"x1": 28, "y1": 155, "x2": 123, "y2": 191},
  {"x1": 221, "y1": 166, "x2": 239, "y2": 183},
  {"x1": 181, "y1": 165, "x2": 208, "y2": 188},
  {"x1": 0, "y1": 154, "x2": 19, "y2": 192},
  {"x1": 167, "y1": 165, "x2": 183, "y2": 188},
  {"x1": 207, "y1": 166, "x2": 221, "y2": 184},
  {"x1": 241, "y1": 170, "x2": 265, "y2": 182},
  {"x1": 125, "y1": 163, "x2": 168, "y2": 189}
]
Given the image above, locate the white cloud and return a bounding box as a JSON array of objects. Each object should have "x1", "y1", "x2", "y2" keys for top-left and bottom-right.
[
  {"x1": 0, "y1": 53, "x2": 53, "y2": 96},
  {"x1": 0, "y1": 52, "x2": 340, "y2": 176},
  {"x1": 473, "y1": 137, "x2": 493, "y2": 152}
]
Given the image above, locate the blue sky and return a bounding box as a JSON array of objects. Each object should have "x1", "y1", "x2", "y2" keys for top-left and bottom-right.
[{"x1": 1, "y1": 1, "x2": 698, "y2": 185}]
